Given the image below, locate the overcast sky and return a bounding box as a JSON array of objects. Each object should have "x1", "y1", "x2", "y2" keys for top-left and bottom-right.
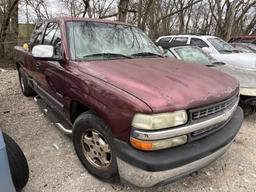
[
  {"x1": 18, "y1": 0, "x2": 68, "y2": 23},
  {"x1": 18, "y1": 0, "x2": 118, "y2": 24}
]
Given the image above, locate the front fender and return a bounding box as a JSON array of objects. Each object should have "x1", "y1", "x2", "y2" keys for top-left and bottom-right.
[{"x1": 65, "y1": 78, "x2": 152, "y2": 140}]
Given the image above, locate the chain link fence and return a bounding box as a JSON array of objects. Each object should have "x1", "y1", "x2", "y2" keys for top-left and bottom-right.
[
  {"x1": 0, "y1": 39, "x2": 30, "y2": 68},
  {"x1": 0, "y1": 24, "x2": 34, "y2": 68}
]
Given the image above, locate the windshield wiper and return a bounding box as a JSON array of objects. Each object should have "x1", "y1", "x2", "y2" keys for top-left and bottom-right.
[
  {"x1": 219, "y1": 49, "x2": 233, "y2": 53},
  {"x1": 131, "y1": 52, "x2": 163, "y2": 57},
  {"x1": 205, "y1": 64, "x2": 216, "y2": 67},
  {"x1": 83, "y1": 53, "x2": 132, "y2": 59},
  {"x1": 212, "y1": 61, "x2": 226, "y2": 65},
  {"x1": 219, "y1": 49, "x2": 240, "y2": 53}
]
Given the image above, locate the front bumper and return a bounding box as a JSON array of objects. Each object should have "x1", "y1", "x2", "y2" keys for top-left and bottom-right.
[
  {"x1": 117, "y1": 141, "x2": 232, "y2": 187},
  {"x1": 114, "y1": 107, "x2": 243, "y2": 187}
]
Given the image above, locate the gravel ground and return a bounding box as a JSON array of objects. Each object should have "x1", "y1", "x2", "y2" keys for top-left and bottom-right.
[{"x1": 0, "y1": 69, "x2": 256, "y2": 192}]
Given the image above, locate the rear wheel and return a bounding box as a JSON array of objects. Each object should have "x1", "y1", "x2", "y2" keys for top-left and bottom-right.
[
  {"x1": 73, "y1": 111, "x2": 119, "y2": 182},
  {"x1": 18, "y1": 68, "x2": 35, "y2": 96},
  {"x1": 3, "y1": 133, "x2": 29, "y2": 190}
]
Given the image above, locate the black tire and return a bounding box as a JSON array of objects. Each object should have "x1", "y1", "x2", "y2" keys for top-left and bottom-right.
[
  {"x1": 73, "y1": 111, "x2": 119, "y2": 183},
  {"x1": 239, "y1": 102, "x2": 254, "y2": 116},
  {"x1": 3, "y1": 133, "x2": 29, "y2": 191},
  {"x1": 18, "y1": 68, "x2": 35, "y2": 96}
]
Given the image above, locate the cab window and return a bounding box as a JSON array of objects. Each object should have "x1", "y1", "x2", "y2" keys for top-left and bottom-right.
[
  {"x1": 169, "y1": 37, "x2": 188, "y2": 47},
  {"x1": 158, "y1": 37, "x2": 172, "y2": 43}
]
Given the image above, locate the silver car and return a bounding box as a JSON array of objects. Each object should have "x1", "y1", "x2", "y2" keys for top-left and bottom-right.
[{"x1": 163, "y1": 46, "x2": 256, "y2": 106}]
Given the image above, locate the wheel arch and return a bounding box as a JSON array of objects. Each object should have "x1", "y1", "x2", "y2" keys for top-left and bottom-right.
[
  {"x1": 68, "y1": 98, "x2": 117, "y2": 138},
  {"x1": 70, "y1": 100, "x2": 91, "y2": 124}
]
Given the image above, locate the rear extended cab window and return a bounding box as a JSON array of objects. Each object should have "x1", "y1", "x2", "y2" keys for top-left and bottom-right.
[{"x1": 29, "y1": 22, "x2": 46, "y2": 50}]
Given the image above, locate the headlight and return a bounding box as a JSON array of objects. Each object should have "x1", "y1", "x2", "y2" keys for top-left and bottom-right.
[
  {"x1": 132, "y1": 110, "x2": 188, "y2": 130},
  {"x1": 240, "y1": 87, "x2": 256, "y2": 96}
]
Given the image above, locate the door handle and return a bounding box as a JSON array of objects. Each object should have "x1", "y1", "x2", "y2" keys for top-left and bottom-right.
[{"x1": 35, "y1": 62, "x2": 41, "y2": 69}]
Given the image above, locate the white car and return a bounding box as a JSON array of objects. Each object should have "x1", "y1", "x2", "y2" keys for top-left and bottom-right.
[{"x1": 156, "y1": 35, "x2": 256, "y2": 70}]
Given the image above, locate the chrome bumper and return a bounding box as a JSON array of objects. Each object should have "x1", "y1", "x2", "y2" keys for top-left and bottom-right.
[{"x1": 117, "y1": 141, "x2": 232, "y2": 188}]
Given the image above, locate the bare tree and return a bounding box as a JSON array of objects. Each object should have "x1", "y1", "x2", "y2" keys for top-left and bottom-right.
[
  {"x1": 27, "y1": 0, "x2": 51, "y2": 20},
  {"x1": 0, "y1": 0, "x2": 19, "y2": 58},
  {"x1": 138, "y1": 0, "x2": 203, "y2": 39},
  {"x1": 208, "y1": 0, "x2": 256, "y2": 40},
  {"x1": 93, "y1": 0, "x2": 116, "y2": 18},
  {"x1": 118, "y1": 0, "x2": 129, "y2": 21},
  {"x1": 60, "y1": 0, "x2": 116, "y2": 19},
  {"x1": 61, "y1": 0, "x2": 91, "y2": 17}
]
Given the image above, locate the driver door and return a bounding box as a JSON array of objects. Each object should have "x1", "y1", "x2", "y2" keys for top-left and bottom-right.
[{"x1": 34, "y1": 22, "x2": 66, "y2": 115}]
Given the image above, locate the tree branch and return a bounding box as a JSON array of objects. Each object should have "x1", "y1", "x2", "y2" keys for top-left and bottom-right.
[
  {"x1": 152, "y1": 0, "x2": 203, "y2": 28},
  {"x1": 99, "y1": 12, "x2": 118, "y2": 19}
]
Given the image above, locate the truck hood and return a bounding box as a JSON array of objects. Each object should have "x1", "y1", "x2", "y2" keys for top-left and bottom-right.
[
  {"x1": 77, "y1": 58, "x2": 238, "y2": 112},
  {"x1": 211, "y1": 53, "x2": 256, "y2": 70}
]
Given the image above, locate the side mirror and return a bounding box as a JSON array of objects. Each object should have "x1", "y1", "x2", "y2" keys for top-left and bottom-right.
[
  {"x1": 158, "y1": 46, "x2": 164, "y2": 54},
  {"x1": 202, "y1": 47, "x2": 213, "y2": 55},
  {"x1": 32, "y1": 45, "x2": 61, "y2": 61}
]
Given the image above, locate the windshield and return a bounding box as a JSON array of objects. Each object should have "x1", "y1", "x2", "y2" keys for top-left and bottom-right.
[
  {"x1": 173, "y1": 46, "x2": 216, "y2": 65},
  {"x1": 208, "y1": 38, "x2": 237, "y2": 54},
  {"x1": 233, "y1": 44, "x2": 254, "y2": 53},
  {"x1": 67, "y1": 21, "x2": 161, "y2": 60}
]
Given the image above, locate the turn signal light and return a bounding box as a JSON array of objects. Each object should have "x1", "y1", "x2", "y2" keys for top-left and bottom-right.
[{"x1": 130, "y1": 135, "x2": 187, "y2": 151}]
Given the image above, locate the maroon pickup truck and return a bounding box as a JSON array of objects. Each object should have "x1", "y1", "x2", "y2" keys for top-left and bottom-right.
[{"x1": 14, "y1": 17, "x2": 243, "y2": 187}]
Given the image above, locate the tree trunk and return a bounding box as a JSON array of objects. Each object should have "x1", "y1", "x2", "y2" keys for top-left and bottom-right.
[
  {"x1": 224, "y1": 0, "x2": 238, "y2": 41},
  {"x1": 178, "y1": 11, "x2": 184, "y2": 34},
  {"x1": 137, "y1": 0, "x2": 142, "y2": 27},
  {"x1": 9, "y1": 0, "x2": 19, "y2": 58},
  {"x1": 0, "y1": 0, "x2": 19, "y2": 58},
  {"x1": 140, "y1": 0, "x2": 154, "y2": 31},
  {"x1": 118, "y1": 0, "x2": 129, "y2": 22}
]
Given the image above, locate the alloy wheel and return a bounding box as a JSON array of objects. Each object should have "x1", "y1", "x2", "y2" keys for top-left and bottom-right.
[{"x1": 81, "y1": 129, "x2": 112, "y2": 170}]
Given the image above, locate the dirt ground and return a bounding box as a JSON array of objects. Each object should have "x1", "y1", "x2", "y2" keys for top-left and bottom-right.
[{"x1": 0, "y1": 69, "x2": 256, "y2": 192}]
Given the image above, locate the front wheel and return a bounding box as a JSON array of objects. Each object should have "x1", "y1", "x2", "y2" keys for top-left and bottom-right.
[{"x1": 73, "y1": 111, "x2": 119, "y2": 182}]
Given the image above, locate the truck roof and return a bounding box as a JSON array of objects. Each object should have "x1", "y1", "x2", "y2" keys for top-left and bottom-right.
[{"x1": 46, "y1": 17, "x2": 133, "y2": 26}]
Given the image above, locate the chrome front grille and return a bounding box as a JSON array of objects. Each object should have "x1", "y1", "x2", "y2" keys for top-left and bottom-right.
[{"x1": 191, "y1": 93, "x2": 239, "y2": 121}]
